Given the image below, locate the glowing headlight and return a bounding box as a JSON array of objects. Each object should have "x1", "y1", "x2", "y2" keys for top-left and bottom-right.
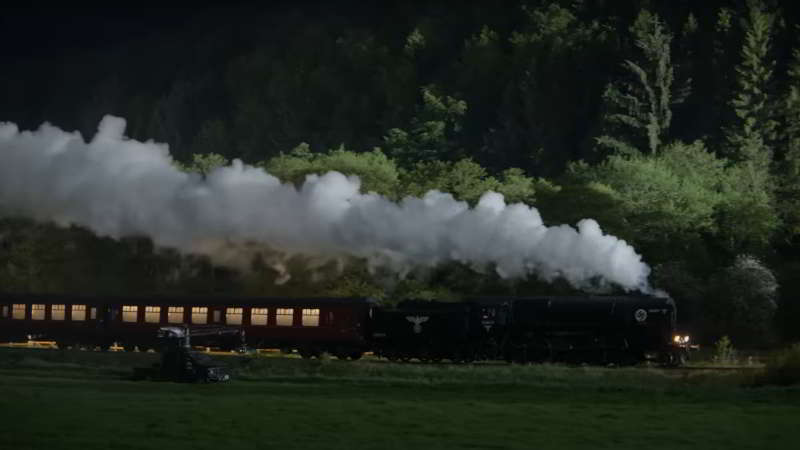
[
  {"x1": 674, "y1": 335, "x2": 681, "y2": 343},
  {"x1": 683, "y1": 335, "x2": 690, "y2": 343}
]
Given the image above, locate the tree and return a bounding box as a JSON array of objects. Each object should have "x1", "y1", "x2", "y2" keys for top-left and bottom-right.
[
  {"x1": 597, "y1": 10, "x2": 688, "y2": 156},
  {"x1": 176, "y1": 153, "x2": 230, "y2": 176},
  {"x1": 192, "y1": 119, "x2": 230, "y2": 158},
  {"x1": 725, "y1": 0, "x2": 776, "y2": 173},
  {"x1": 718, "y1": 0, "x2": 779, "y2": 253},
  {"x1": 263, "y1": 143, "x2": 400, "y2": 197},
  {"x1": 703, "y1": 255, "x2": 778, "y2": 347},
  {"x1": 568, "y1": 141, "x2": 724, "y2": 253},
  {"x1": 399, "y1": 159, "x2": 536, "y2": 205},
  {"x1": 776, "y1": 47, "x2": 800, "y2": 241},
  {"x1": 489, "y1": 3, "x2": 613, "y2": 174},
  {"x1": 383, "y1": 86, "x2": 467, "y2": 166}
]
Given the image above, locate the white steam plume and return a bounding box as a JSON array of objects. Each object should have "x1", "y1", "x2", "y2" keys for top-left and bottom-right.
[{"x1": 0, "y1": 116, "x2": 653, "y2": 292}]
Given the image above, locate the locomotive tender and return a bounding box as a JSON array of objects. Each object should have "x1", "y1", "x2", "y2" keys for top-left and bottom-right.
[{"x1": 0, "y1": 293, "x2": 690, "y2": 365}]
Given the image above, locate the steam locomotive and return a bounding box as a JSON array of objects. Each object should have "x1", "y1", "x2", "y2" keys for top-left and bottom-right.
[{"x1": 0, "y1": 293, "x2": 691, "y2": 365}]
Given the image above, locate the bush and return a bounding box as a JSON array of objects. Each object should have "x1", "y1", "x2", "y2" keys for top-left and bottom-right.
[
  {"x1": 703, "y1": 256, "x2": 779, "y2": 347},
  {"x1": 755, "y1": 344, "x2": 800, "y2": 386},
  {"x1": 712, "y1": 336, "x2": 738, "y2": 365}
]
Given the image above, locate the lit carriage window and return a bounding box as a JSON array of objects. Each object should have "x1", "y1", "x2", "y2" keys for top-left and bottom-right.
[
  {"x1": 12, "y1": 304, "x2": 25, "y2": 320},
  {"x1": 191, "y1": 307, "x2": 208, "y2": 324},
  {"x1": 276, "y1": 308, "x2": 294, "y2": 327},
  {"x1": 145, "y1": 306, "x2": 161, "y2": 323},
  {"x1": 122, "y1": 305, "x2": 138, "y2": 323},
  {"x1": 251, "y1": 308, "x2": 268, "y2": 326},
  {"x1": 31, "y1": 304, "x2": 45, "y2": 320},
  {"x1": 302, "y1": 308, "x2": 320, "y2": 327},
  {"x1": 168, "y1": 307, "x2": 184, "y2": 324},
  {"x1": 226, "y1": 307, "x2": 243, "y2": 325},
  {"x1": 51, "y1": 304, "x2": 66, "y2": 321},
  {"x1": 90, "y1": 307, "x2": 97, "y2": 320},
  {"x1": 71, "y1": 305, "x2": 86, "y2": 321}
]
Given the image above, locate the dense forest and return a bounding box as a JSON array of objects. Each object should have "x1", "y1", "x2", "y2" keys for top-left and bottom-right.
[{"x1": 1, "y1": 0, "x2": 799, "y2": 348}]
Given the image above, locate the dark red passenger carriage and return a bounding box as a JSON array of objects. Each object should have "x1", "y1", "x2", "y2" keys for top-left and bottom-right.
[
  {"x1": 1, "y1": 294, "x2": 377, "y2": 358},
  {"x1": 227, "y1": 297, "x2": 377, "y2": 359},
  {"x1": 0, "y1": 293, "x2": 106, "y2": 349}
]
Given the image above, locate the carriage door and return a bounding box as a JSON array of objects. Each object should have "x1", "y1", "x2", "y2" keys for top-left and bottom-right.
[{"x1": 211, "y1": 307, "x2": 223, "y2": 324}]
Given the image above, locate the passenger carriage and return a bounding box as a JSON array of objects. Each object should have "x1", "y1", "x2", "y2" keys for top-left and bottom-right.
[
  {"x1": 0, "y1": 294, "x2": 377, "y2": 358},
  {"x1": 0, "y1": 294, "x2": 105, "y2": 349}
]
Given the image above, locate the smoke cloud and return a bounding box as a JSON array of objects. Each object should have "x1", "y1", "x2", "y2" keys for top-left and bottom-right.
[{"x1": 0, "y1": 116, "x2": 653, "y2": 292}]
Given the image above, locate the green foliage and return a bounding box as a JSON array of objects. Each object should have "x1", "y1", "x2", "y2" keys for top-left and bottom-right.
[
  {"x1": 775, "y1": 48, "x2": 800, "y2": 241},
  {"x1": 404, "y1": 27, "x2": 426, "y2": 57},
  {"x1": 723, "y1": 0, "x2": 778, "y2": 235},
  {"x1": 598, "y1": 10, "x2": 687, "y2": 156},
  {"x1": 650, "y1": 261, "x2": 707, "y2": 330},
  {"x1": 191, "y1": 119, "x2": 229, "y2": 157},
  {"x1": 570, "y1": 140, "x2": 778, "y2": 256},
  {"x1": 0, "y1": 218, "x2": 190, "y2": 295},
  {"x1": 704, "y1": 255, "x2": 779, "y2": 347},
  {"x1": 399, "y1": 159, "x2": 535, "y2": 205},
  {"x1": 383, "y1": 86, "x2": 467, "y2": 166},
  {"x1": 568, "y1": 141, "x2": 724, "y2": 247},
  {"x1": 496, "y1": 168, "x2": 537, "y2": 204},
  {"x1": 532, "y1": 178, "x2": 628, "y2": 239},
  {"x1": 493, "y1": 2, "x2": 613, "y2": 174},
  {"x1": 176, "y1": 153, "x2": 230, "y2": 176},
  {"x1": 725, "y1": 0, "x2": 777, "y2": 167},
  {"x1": 387, "y1": 278, "x2": 459, "y2": 304},
  {"x1": 755, "y1": 344, "x2": 800, "y2": 386},
  {"x1": 712, "y1": 336, "x2": 738, "y2": 364},
  {"x1": 714, "y1": 164, "x2": 779, "y2": 252},
  {"x1": 264, "y1": 144, "x2": 400, "y2": 196}
]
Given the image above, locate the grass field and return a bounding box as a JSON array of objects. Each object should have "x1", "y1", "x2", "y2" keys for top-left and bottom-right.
[{"x1": 0, "y1": 347, "x2": 798, "y2": 450}]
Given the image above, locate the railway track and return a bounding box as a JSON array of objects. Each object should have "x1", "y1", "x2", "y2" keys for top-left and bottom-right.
[{"x1": 1, "y1": 341, "x2": 766, "y2": 370}]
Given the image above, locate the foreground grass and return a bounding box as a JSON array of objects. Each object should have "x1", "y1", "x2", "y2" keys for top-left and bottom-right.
[{"x1": 0, "y1": 348, "x2": 798, "y2": 450}]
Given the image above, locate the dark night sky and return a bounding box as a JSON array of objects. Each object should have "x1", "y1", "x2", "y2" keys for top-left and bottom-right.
[
  {"x1": 2, "y1": 5, "x2": 216, "y2": 59},
  {"x1": 5, "y1": 1, "x2": 800, "y2": 59},
  {"x1": 1, "y1": 1, "x2": 404, "y2": 65}
]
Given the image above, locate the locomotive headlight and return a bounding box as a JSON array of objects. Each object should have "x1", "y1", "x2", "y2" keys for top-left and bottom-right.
[{"x1": 673, "y1": 335, "x2": 690, "y2": 344}]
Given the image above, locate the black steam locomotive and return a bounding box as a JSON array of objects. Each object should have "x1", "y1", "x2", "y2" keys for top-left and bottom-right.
[{"x1": 0, "y1": 293, "x2": 691, "y2": 365}]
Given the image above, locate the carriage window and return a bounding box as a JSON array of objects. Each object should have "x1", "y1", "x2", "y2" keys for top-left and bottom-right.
[
  {"x1": 71, "y1": 304, "x2": 86, "y2": 321},
  {"x1": 1, "y1": 306, "x2": 7, "y2": 318},
  {"x1": 90, "y1": 307, "x2": 97, "y2": 320},
  {"x1": 251, "y1": 308, "x2": 268, "y2": 326},
  {"x1": 168, "y1": 307, "x2": 184, "y2": 324},
  {"x1": 12, "y1": 304, "x2": 26, "y2": 320},
  {"x1": 276, "y1": 308, "x2": 293, "y2": 326},
  {"x1": 302, "y1": 308, "x2": 320, "y2": 327},
  {"x1": 145, "y1": 306, "x2": 161, "y2": 323},
  {"x1": 52, "y1": 304, "x2": 66, "y2": 321},
  {"x1": 226, "y1": 307, "x2": 243, "y2": 325},
  {"x1": 191, "y1": 307, "x2": 208, "y2": 324},
  {"x1": 31, "y1": 304, "x2": 45, "y2": 320},
  {"x1": 212, "y1": 310, "x2": 222, "y2": 323},
  {"x1": 122, "y1": 305, "x2": 138, "y2": 323}
]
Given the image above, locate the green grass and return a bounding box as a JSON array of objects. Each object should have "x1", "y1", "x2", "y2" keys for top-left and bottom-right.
[{"x1": 0, "y1": 347, "x2": 798, "y2": 450}]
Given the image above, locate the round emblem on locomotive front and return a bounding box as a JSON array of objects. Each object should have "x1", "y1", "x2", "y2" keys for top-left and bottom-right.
[{"x1": 634, "y1": 309, "x2": 648, "y2": 322}]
